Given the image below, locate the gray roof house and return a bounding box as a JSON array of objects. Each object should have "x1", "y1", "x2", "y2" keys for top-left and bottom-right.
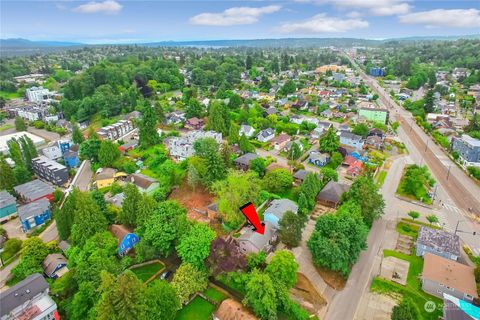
[
  {"x1": 234, "y1": 153, "x2": 259, "y2": 171},
  {"x1": 452, "y1": 135, "x2": 480, "y2": 167},
  {"x1": 264, "y1": 199, "x2": 299, "y2": 228},
  {"x1": 14, "y1": 179, "x2": 54, "y2": 203},
  {"x1": 256, "y1": 128, "x2": 275, "y2": 143},
  {"x1": 237, "y1": 222, "x2": 276, "y2": 254},
  {"x1": 0, "y1": 191, "x2": 17, "y2": 222},
  {"x1": 308, "y1": 151, "x2": 330, "y2": 167},
  {"x1": 416, "y1": 226, "x2": 460, "y2": 261},
  {"x1": 0, "y1": 273, "x2": 57, "y2": 320},
  {"x1": 239, "y1": 125, "x2": 255, "y2": 138},
  {"x1": 42, "y1": 253, "x2": 68, "y2": 279},
  {"x1": 339, "y1": 131, "x2": 364, "y2": 150}
]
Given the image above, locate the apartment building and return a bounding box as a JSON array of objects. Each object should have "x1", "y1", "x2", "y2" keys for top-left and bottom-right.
[{"x1": 31, "y1": 156, "x2": 69, "y2": 186}]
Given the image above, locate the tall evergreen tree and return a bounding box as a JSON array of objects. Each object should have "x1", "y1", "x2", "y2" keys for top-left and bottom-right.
[
  {"x1": 0, "y1": 158, "x2": 16, "y2": 191},
  {"x1": 120, "y1": 184, "x2": 142, "y2": 227},
  {"x1": 71, "y1": 192, "x2": 108, "y2": 247},
  {"x1": 206, "y1": 101, "x2": 229, "y2": 135},
  {"x1": 7, "y1": 138, "x2": 24, "y2": 167},
  {"x1": 72, "y1": 123, "x2": 84, "y2": 145},
  {"x1": 56, "y1": 189, "x2": 80, "y2": 240},
  {"x1": 139, "y1": 103, "x2": 159, "y2": 149}
]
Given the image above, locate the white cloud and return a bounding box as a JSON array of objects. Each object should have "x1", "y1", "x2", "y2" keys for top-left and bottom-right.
[
  {"x1": 346, "y1": 11, "x2": 362, "y2": 18},
  {"x1": 73, "y1": 0, "x2": 122, "y2": 14},
  {"x1": 297, "y1": 0, "x2": 411, "y2": 16},
  {"x1": 189, "y1": 5, "x2": 281, "y2": 26},
  {"x1": 399, "y1": 9, "x2": 480, "y2": 28},
  {"x1": 278, "y1": 13, "x2": 369, "y2": 33}
]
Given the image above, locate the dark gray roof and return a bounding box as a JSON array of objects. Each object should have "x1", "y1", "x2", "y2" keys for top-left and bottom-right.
[
  {"x1": 264, "y1": 199, "x2": 298, "y2": 220},
  {"x1": 0, "y1": 273, "x2": 49, "y2": 317},
  {"x1": 317, "y1": 180, "x2": 350, "y2": 203},
  {"x1": 293, "y1": 169, "x2": 308, "y2": 181},
  {"x1": 234, "y1": 153, "x2": 259, "y2": 166},
  {"x1": 42, "y1": 253, "x2": 67, "y2": 276},
  {"x1": 13, "y1": 180, "x2": 54, "y2": 201},
  {"x1": 340, "y1": 131, "x2": 363, "y2": 142},
  {"x1": 0, "y1": 191, "x2": 16, "y2": 208},
  {"x1": 238, "y1": 222, "x2": 275, "y2": 251},
  {"x1": 257, "y1": 128, "x2": 274, "y2": 138},
  {"x1": 17, "y1": 198, "x2": 50, "y2": 221},
  {"x1": 417, "y1": 226, "x2": 461, "y2": 256}
]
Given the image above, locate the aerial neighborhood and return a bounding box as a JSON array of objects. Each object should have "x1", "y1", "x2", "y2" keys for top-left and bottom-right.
[{"x1": 0, "y1": 37, "x2": 480, "y2": 320}]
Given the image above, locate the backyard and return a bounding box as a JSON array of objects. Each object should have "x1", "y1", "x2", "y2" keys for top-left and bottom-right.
[
  {"x1": 175, "y1": 296, "x2": 216, "y2": 320},
  {"x1": 129, "y1": 260, "x2": 165, "y2": 283}
]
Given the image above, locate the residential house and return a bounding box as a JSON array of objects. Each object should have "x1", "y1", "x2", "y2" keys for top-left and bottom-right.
[
  {"x1": 18, "y1": 198, "x2": 51, "y2": 232},
  {"x1": 421, "y1": 253, "x2": 478, "y2": 302},
  {"x1": 64, "y1": 150, "x2": 79, "y2": 168},
  {"x1": 213, "y1": 299, "x2": 256, "y2": 320},
  {"x1": 443, "y1": 293, "x2": 480, "y2": 320},
  {"x1": 271, "y1": 134, "x2": 291, "y2": 151},
  {"x1": 293, "y1": 169, "x2": 310, "y2": 185},
  {"x1": 237, "y1": 222, "x2": 276, "y2": 254},
  {"x1": 41, "y1": 145, "x2": 62, "y2": 160},
  {"x1": 256, "y1": 128, "x2": 275, "y2": 143},
  {"x1": 264, "y1": 107, "x2": 278, "y2": 116},
  {"x1": 96, "y1": 168, "x2": 119, "y2": 189},
  {"x1": 58, "y1": 241, "x2": 71, "y2": 253},
  {"x1": 118, "y1": 139, "x2": 139, "y2": 154},
  {"x1": 26, "y1": 87, "x2": 50, "y2": 103},
  {"x1": 97, "y1": 120, "x2": 134, "y2": 141},
  {"x1": 14, "y1": 180, "x2": 54, "y2": 203},
  {"x1": 127, "y1": 173, "x2": 159, "y2": 194},
  {"x1": 109, "y1": 224, "x2": 140, "y2": 257},
  {"x1": 263, "y1": 199, "x2": 299, "y2": 228},
  {"x1": 0, "y1": 191, "x2": 17, "y2": 222},
  {"x1": 234, "y1": 153, "x2": 259, "y2": 171},
  {"x1": 166, "y1": 130, "x2": 222, "y2": 161},
  {"x1": 317, "y1": 180, "x2": 351, "y2": 208},
  {"x1": 239, "y1": 125, "x2": 255, "y2": 138},
  {"x1": 368, "y1": 128, "x2": 385, "y2": 140},
  {"x1": 346, "y1": 160, "x2": 363, "y2": 177},
  {"x1": 452, "y1": 135, "x2": 480, "y2": 167},
  {"x1": 0, "y1": 273, "x2": 58, "y2": 320},
  {"x1": 365, "y1": 135, "x2": 383, "y2": 150},
  {"x1": 416, "y1": 226, "x2": 460, "y2": 261},
  {"x1": 107, "y1": 192, "x2": 125, "y2": 208},
  {"x1": 340, "y1": 132, "x2": 364, "y2": 150},
  {"x1": 42, "y1": 253, "x2": 68, "y2": 279},
  {"x1": 308, "y1": 151, "x2": 330, "y2": 167},
  {"x1": 31, "y1": 156, "x2": 69, "y2": 186},
  {"x1": 184, "y1": 117, "x2": 204, "y2": 130},
  {"x1": 165, "y1": 110, "x2": 186, "y2": 125}
]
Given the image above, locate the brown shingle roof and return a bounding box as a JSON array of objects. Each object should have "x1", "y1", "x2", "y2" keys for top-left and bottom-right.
[
  {"x1": 422, "y1": 253, "x2": 478, "y2": 298},
  {"x1": 128, "y1": 173, "x2": 157, "y2": 189},
  {"x1": 316, "y1": 180, "x2": 350, "y2": 204},
  {"x1": 109, "y1": 224, "x2": 132, "y2": 242},
  {"x1": 214, "y1": 299, "x2": 257, "y2": 320}
]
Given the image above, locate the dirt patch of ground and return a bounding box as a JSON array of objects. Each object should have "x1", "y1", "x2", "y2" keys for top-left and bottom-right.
[
  {"x1": 169, "y1": 182, "x2": 215, "y2": 222},
  {"x1": 315, "y1": 266, "x2": 347, "y2": 290},
  {"x1": 291, "y1": 272, "x2": 327, "y2": 313}
]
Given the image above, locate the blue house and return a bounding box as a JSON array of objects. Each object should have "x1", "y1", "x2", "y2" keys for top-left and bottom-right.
[
  {"x1": 264, "y1": 199, "x2": 299, "y2": 229},
  {"x1": 370, "y1": 67, "x2": 386, "y2": 77},
  {"x1": 64, "y1": 150, "x2": 79, "y2": 168},
  {"x1": 0, "y1": 191, "x2": 17, "y2": 222},
  {"x1": 18, "y1": 198, "x2": 51, "y2": 232},
  {"x1": 109, "y1": 224, "x2": 140, "y2": 256},
  {"x1": 308, "y1": 151, "x2": 330, "y2": 167}
]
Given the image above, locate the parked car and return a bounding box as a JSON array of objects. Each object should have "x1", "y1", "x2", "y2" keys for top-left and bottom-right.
[{"x1": 160, "y1": 270, "x2": 172, "y2": 280}]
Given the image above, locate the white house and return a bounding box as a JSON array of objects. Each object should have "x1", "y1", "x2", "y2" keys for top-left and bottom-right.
[
  {"x1": 239, "y1": 125, "x2": 255, "y2": 138},
  {"x1": 256, "y1": 128, "x2": 275, "y2": 143}
]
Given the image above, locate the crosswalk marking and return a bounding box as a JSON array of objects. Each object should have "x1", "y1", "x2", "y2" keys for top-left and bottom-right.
[{"x1": 442, "y1": 203, "x2": 461, "y2": 214}]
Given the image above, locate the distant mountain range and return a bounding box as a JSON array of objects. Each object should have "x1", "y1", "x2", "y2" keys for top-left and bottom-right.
[{"x1": 1, "y1": 35, "x2": 479, "y2": 56}]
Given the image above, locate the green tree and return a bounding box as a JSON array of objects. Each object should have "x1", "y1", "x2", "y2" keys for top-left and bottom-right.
[
  {"x1": 426, "y1": 214, "x2": 439, "y2": 224},
  {"x1": 139, "y1": 103, "x2": 160, "y2": 149},
  {"x1": 144, "y1": 280, "x2": 180, "y2": 320},
  {"x1": 287, "y1": 142, "x2": 302, "y2": 160},
  {"x1": 352, "y1": 124, "x2": 369, "y2": 138},
  {"x1": 119, "y1": 183, "x2": 142, "y2": 227},
  {"x1": 345, "y1": 175, "x2": 385, "y2": 226},
  {"x1": 212, "y1": 171, "x2": 261, "y2": 228},
  {"x1": 228, "y1": 93, "x2": 242, "y2": 109},
  {"x1": 7, "y1": 138, "x2": 24, "y2": 167},
  {"x1": 176, "y1": 222, "x2": 216, "y2": 268},
  {"x1": 319, "y1": 128, "x2": 340, "y2": 154},
  {"x1": 15, "y1": 116, "x2": 26, "y2": 131},
  {"x1": 12, "y1": 237, "x2": 50, "y2": 281},
  {"x1": 320, "y1": 167, "x2": 338, "y2": 183},
  {"x1": 136, "y1": 193, "x2": 156, "y2": 227},
  {"x1": 187, "y1": 164, "x2": 201, "y2": 191},
  {"x1": 0, "y1": 157, "x2": 16, "y2": 191},
  {"x1": 249, "y1": 157, "x2": 266, "y2": 177},
  {"x1": 184, "y1": 98, "x2": 204, "y2": 119},
  {"x1": 55, "y1": 188, "x2": 80, "y2": 240},
  {"x1": 246, "y1": 55, "x2": 253, "y2": 70},
  {"x1": 96, "y1": 271, "x2": 146, "y2": 320},
  {"x1": 265, "y1": 250, "x2": 298, "y2": 288},
  {"x1": 259, "y1": 76, "x2": 272, "y2": 92},
  {"x1": 142, "y1": 201, "x2": 188, "y2": 256},
  {"x1": 171, "y1": 263, "x2": 208, "y2": 305},
  {"x1": 228, "y1": 122, "x2": 240, "y2": 144},
  {"x1": 193, "y1": 137, "x2": 219, "y2": 158},
  {"x1": 206, "y1": 101, "x2": 229, "y2": 136},
  {"x1": 279, "y1": 211, "x2": 304, "y2": 247},
  {"x1": 71, "y1": 192, "x2": 108, "y2": 247},
  {"x1": 391, "y1": 298, "x2": 420, "y2": 320},
  {"x1": 280, "y1": 80, "x2": 296, "y2": 95},
  {"x1": 72, "y1": 123, "x2": 84, "y2": 144},
  {"x1": 79, "y1": 138, "x2": 101, "y2": 162},
  {"x1": 328, "y1": 151, "x2": 343, "y2": 169},
  {"x1": 14, "y1": 165, "x2": 31, "y2": 184},
  {"x1": 263, "y1": 168, "x2": 293, "y2": 194},
  {"x1": 98, "y1": 140, "x2": 121, "y2": 167},
  {"x1": 407, "y1": 211, "x2": 420, "y2": 221},
  {"x1": 239, "y1": 134, "x2": 254, "y2": 153},
  {"x1": 243, "y1": 270, "x2": 277, "y2": 320},
  {"x1": 424, "y1": 89, "x2": 435, "y2": 113}
]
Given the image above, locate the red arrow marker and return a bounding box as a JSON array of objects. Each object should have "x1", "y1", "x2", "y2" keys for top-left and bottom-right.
[{"x1": 239, "y1": 202, "x2": 265, "y2": 235}]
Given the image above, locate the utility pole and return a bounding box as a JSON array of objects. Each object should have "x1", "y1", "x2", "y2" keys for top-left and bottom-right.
[
  {"x1": 446, "y1": 165, "x2": 451, "y2": 181},
  {"x1": 425, "y1": 139, "x2": 429, "y2": 152}
]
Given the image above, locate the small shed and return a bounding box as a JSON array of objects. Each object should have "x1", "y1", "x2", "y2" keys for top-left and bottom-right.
[{"x1": 109, "y1": 224, "x2": 140, "y2": 256}]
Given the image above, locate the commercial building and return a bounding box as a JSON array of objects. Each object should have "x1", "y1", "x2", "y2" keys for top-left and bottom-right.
[
  {"x1": 0, "y1": 132, "x2": 45, "y2": 155},
  {"x1": 358, "y1": 107, "x2": 389, "y2": 124},
  {"x1": 31, "y1": 156, "x2": 69, "y2": 186},
  {"x1": 452, "y1": 135, "x2": 480, "y2": 167},
  {"x1": 416, "y1": 226, "x2": 460, "y2": 261},
  {"x1": 0, "y1": 273, "x2": 58, "y2": 320},
  {"x1": 0, "y1": 191, "x2": 17, "y2": 222}
]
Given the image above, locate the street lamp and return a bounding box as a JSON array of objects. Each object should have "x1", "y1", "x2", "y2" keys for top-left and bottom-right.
[
  {"x1": 425, "y1": 139, "x2": 429, "y2": 152},
  {"x1": 446, "y1": 165, "x2": 451, "y2": 181},
  {"x1": 454, "y1": 220, "x2": 477, "y2": 236}
]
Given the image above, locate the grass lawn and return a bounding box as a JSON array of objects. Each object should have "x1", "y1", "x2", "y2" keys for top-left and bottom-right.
[
  {"x1": 130, "y1": 261, "x2": 165, "y2": 283},
  {"x1": 396, "y1": 165, "x2": 434, "y2": 205},
  {"x1": 396, "y1": 221, "x2": 420, "y2": 238},
  {"x1": 204, "y1": 287, "x2": 227, "y2": 304},
  {"x1": 371, "y1": 249, "x2": 443, "y2": 320},
  {"x1": 216, "y1": 272, "x2": 247, "y2": 296},
  {"x1": 0, "y1": 123, "x2": 14, "y2": 132},
  {"x1": 0, "y1": 91, "x2": 21, "y2": 99},
  {"x1": 175, "y1": 296, "x2": 216, "y2": 320},
  {"x1": 375, "y1": 170, "x2": 387, "y2": 187}
]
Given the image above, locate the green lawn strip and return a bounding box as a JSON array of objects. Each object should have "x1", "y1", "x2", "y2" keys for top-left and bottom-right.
[
  {"x1": 0, "y1": 123, "x2": 14, "y2": 132},
  {"x1": 203, "y1": 287, "x2": 227, "y2": 304},
  {"x1": 396, "y1": 221, "x2": 420, "y2": 238},
  {"x1": 216, "y1": 273, "x2": 247, "y2": 296},
  {"x1": 175, "y1": 296, "x2": 216, "y2": 320},
  {"x1": 376, "y1": 249, "x2": 443, "y2": 319},
  {"x1": 0, "y1": 91, "x2": 21, "y2": 99},
  {"x1": 130, "y1": 261, "x2": 165, "y2": 283},
  {"x1": 400, "y1": 218, "x2": 441, "y2": 230},
  {"x1": 375, "y1": 171, "x2": 387, "y2": 187}
]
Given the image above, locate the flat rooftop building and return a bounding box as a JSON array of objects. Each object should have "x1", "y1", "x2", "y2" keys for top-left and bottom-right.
[{"x1": 32, "y1": 156, "x2": 69, "y2": 186}]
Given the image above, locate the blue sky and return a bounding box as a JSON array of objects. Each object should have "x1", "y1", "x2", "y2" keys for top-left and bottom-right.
[{"x1": 1, "y1": 0, "x2": 479, "y2": 43}]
